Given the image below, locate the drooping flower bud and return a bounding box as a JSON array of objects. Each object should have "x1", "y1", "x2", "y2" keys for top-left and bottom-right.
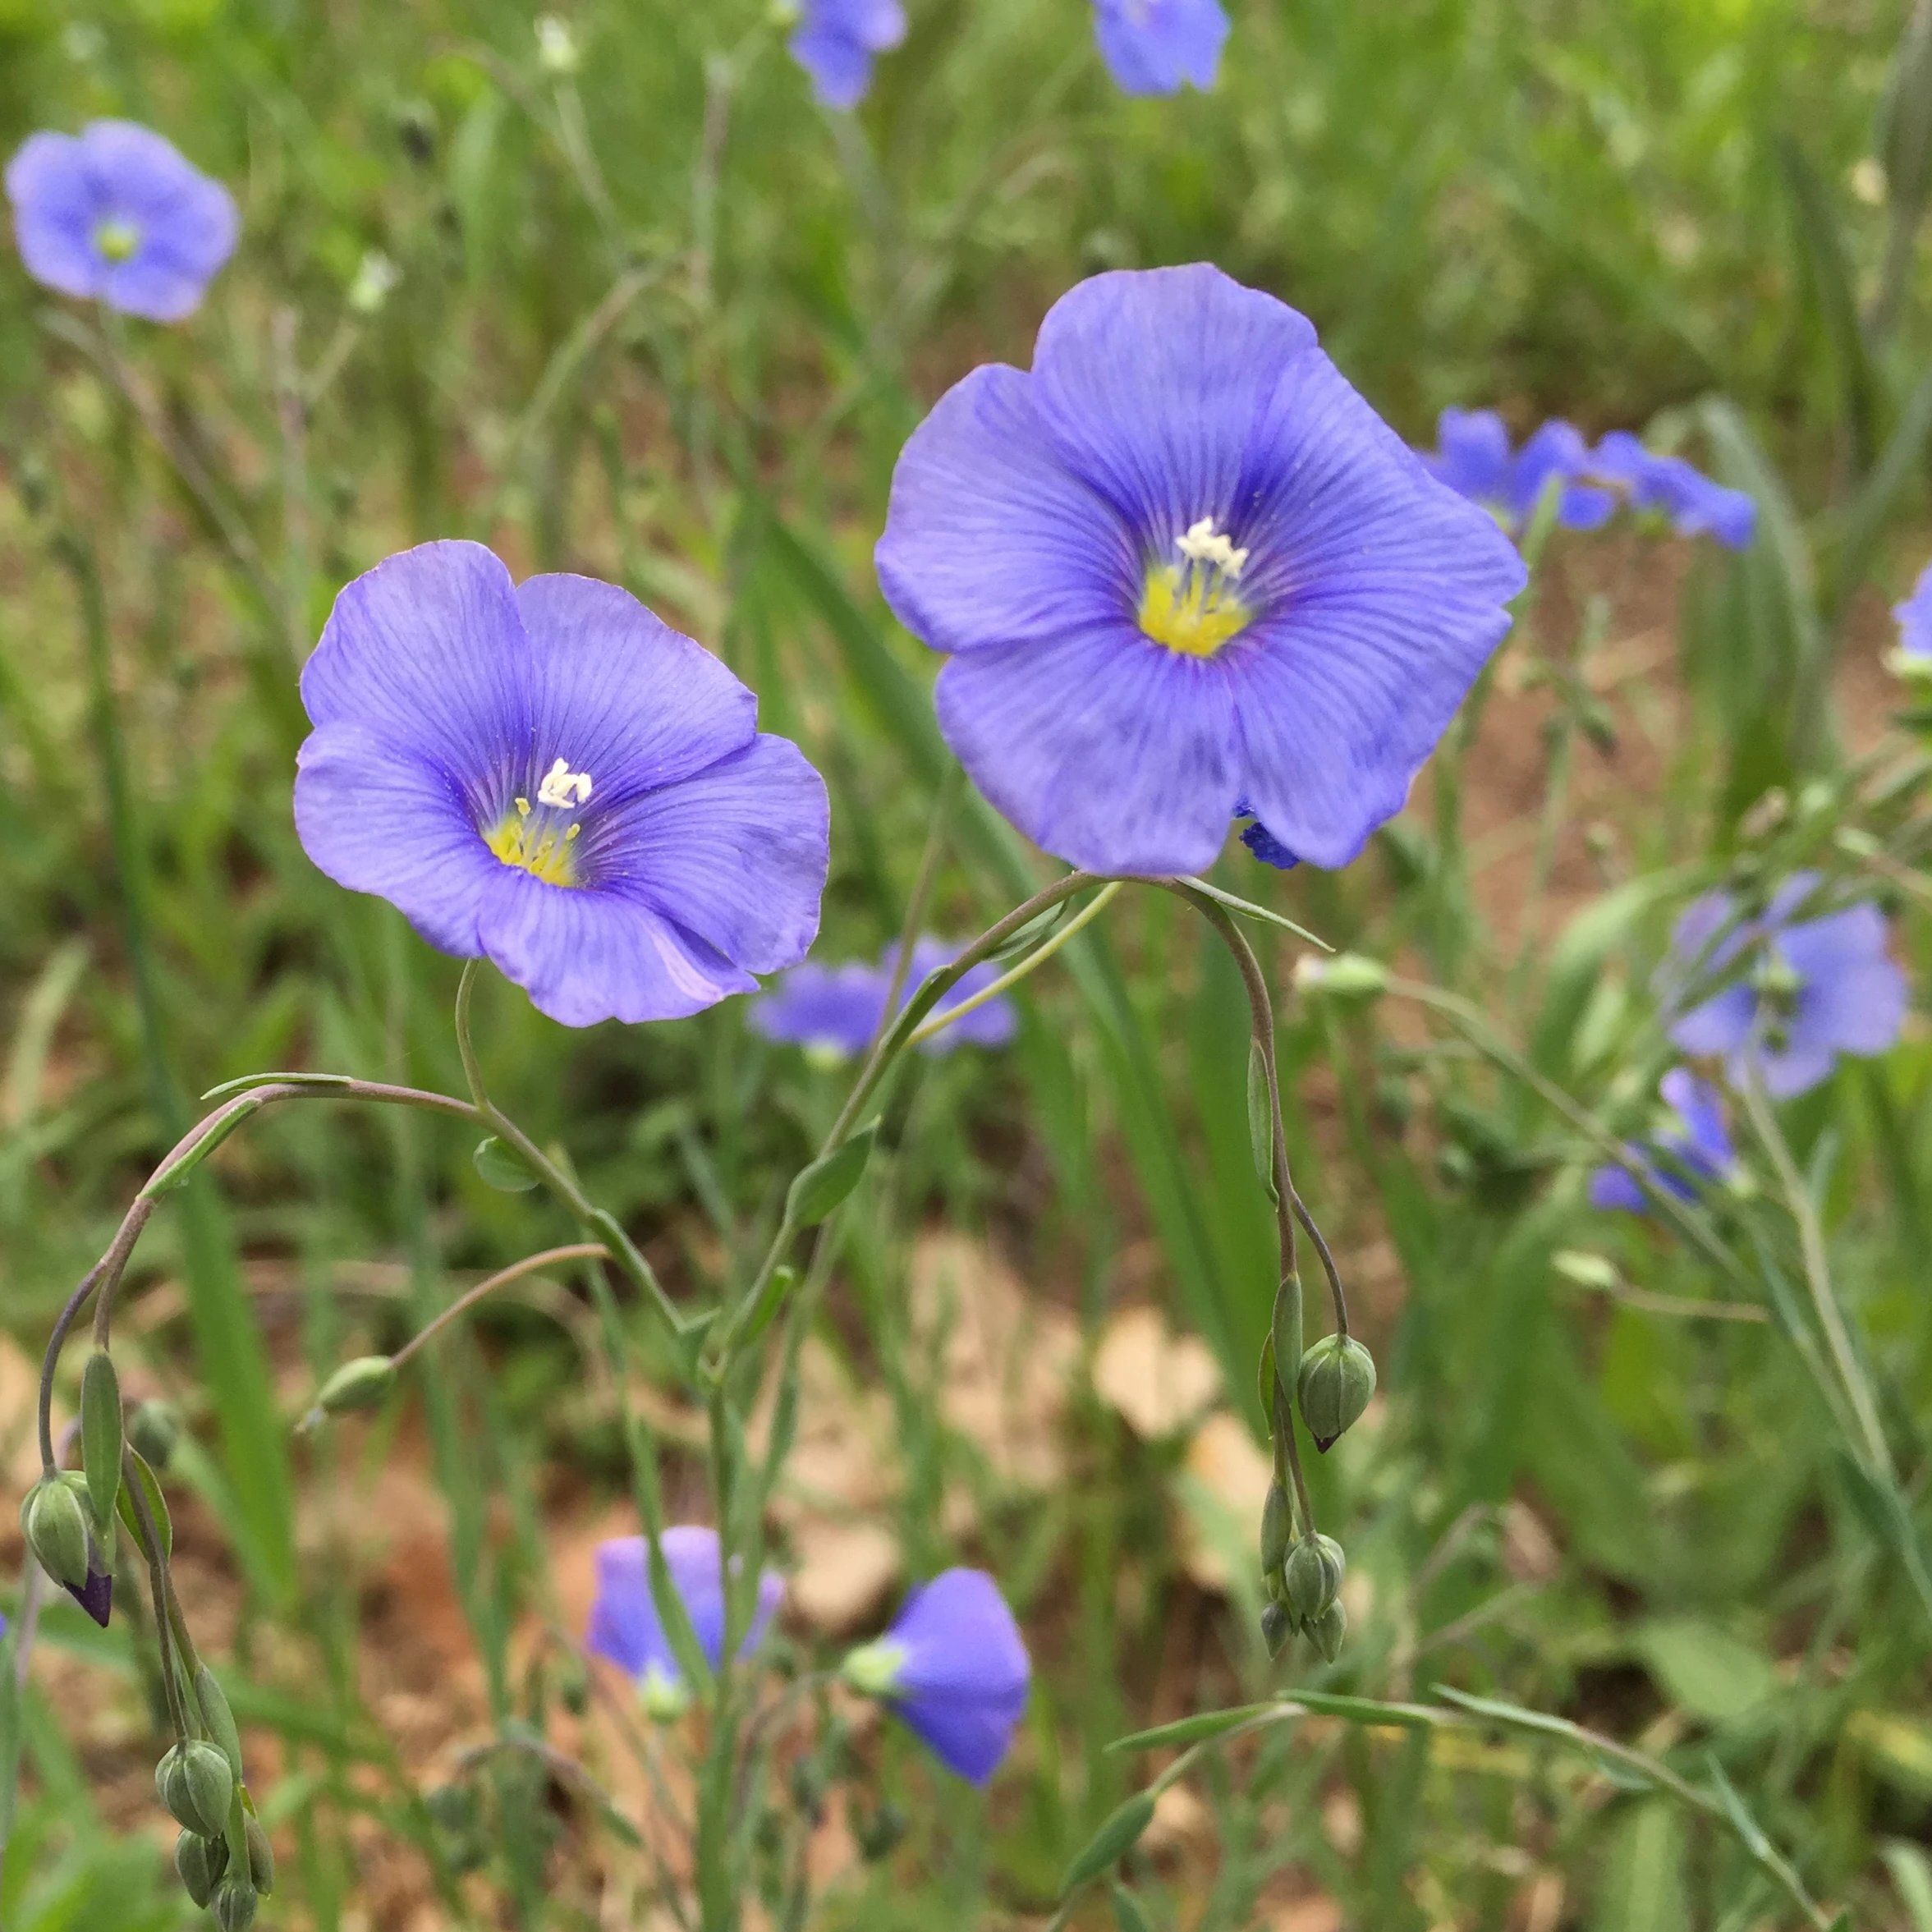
[
  {"x1": 21, "y1": 1477, "x2": 91, "y2": 1590},
  {"x1": 1259, "y1": 1482, "x2": 1292, "y2": 1583},
  {"x1": 1283, "y1": 1535, "x2": 1345, "y2": 1625},
  {"x1": 304, "y1": 1356, "x2": 396, "y2": 1429},
  {"x1": 210, "y1": 1875, "x2": 259, "y2": 1932},
  {"x1": 1306, "y1": 1599, "x2": 1347, "y2": 1663},
  {"x1": 128, "y1": 1400, "x2": 182, "y2": 1472},
  {"x1": 156, "y1": 1740, "x2": 234, "y2": 1838},
  {"x1": 245, "y1": 1813, "x2": 277, "y2": 1894},
  {"x1": 174, "y1": 1830, "x2": 228, "y2": 1908},
  {"x1": 1260, "y1": 1599, "x2": 1296, "y2": 1658},
  {"x1": 1292, "y1": 952, "x2": 1388, "y2": 1002},
  {"x1": 1296, "y1": 1335, "x2": 1376, "y2": 1452}
]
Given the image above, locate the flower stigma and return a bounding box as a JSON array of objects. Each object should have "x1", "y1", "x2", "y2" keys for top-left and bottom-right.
[
  {"x1": 1139, "y1": 516, "x2": 1252, "y2": 657},
  {"x1": 93, "y1": 218, "x2": 140, "y2": 263}
]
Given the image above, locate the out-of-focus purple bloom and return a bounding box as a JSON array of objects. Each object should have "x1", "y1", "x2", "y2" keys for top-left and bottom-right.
[
  {"x1": 1589, "y1": 1068, "x2": 1737, "y2": 1213},
  {"x1": 1421, "y1": 409, "x2": 1615, "y2": 533},
  {"x1": 294, "y1": 543, "x2": 828, "y2": 1028},
  {"x1": 752, "y1": 936, "x2": 1017, "y2": 1058},
  {"x1": 1589, "y1": 432, "x2": 1756, "y2": 550},
  {"x1": 1092, "y1": 0, "x2": 1230, "y2": 96},
  {"x1": 587, "y1": 1527, "x2": 783, "y2": 1700},
  {"x1": 6, "y1": 122, "x2": 236, "y2": 322},
  {"x1": 1662, "y1": 872, "x2": 1907, "y2": 1099},
  {"x1": 787, "y1": 0, "x2": 907, "y2": 109},
  {"x1": 877, "y1": 267, "x2": 1526, "y2": 879},
  {"x1": 1893, "y1": 561, "x2": 1932, "y2": 660},
  {"x1": 845, "y1": 1568, "x2": 1030, "y2": 1785}
]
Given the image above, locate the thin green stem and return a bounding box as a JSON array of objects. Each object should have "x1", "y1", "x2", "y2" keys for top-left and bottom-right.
[
  {"x1": 1736, "y1": 1069, "x2": 1893, "y2": 1476},
  {"x1": 388, "y1": 1243, "x2": 611, "y2": 1374},
  {"x1": 906, "y1": 880, "x2": 1123, "y2": 1048}
]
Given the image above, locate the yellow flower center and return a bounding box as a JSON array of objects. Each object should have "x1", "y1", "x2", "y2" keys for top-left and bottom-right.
[
  {"x1": 484, "y1": 760, "x2": 594, "y2": 886},
  {"x1": 1137, "y1": 516, "x2": 1253, "y2": 658},
  {"x1": 94, "y1": 218, "x2": 140, "y2": 264}
]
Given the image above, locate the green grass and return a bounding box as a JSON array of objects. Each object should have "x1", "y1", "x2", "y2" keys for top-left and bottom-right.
[{"x1": 3, "y1": 0, "x2": 1932, "y2": 1926}]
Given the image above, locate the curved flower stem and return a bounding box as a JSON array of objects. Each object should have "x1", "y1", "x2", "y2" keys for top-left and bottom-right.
[
  {"x1": 37, "y1": 1079, "x2": 480, "y2": 1472},
  {"x1": 388, "y1": 1243, "x2": 613, "y2": 1374},
  {"x1": 876, "y1": 762, "x2": 964, "y2": 1024},
  {"x1": 1735, "y1": 1068, "x2": 1893, "y2": 1478},
  {"x1": 453, "y1": 963, "x2": 687, "y2": 1347},
  {"x1": 706, "y1": 870, "x2": 1106, "y2": 1376},
  {"x1": 906, "y1": 880, "x2": 1124, "y2": 1049}
]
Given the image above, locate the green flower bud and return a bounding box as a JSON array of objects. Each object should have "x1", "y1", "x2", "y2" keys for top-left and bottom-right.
[
  {"x1": 245, "y1": 1813, "x2": 276, "y2": 1894},
  {"x1": 424, "y1": 1782, "x2": 477, "y2": 1838},
  {"x1": 1296, "y1": 1335, "x2": 1376, "y2": 1452},
  {"x1": 1307, "y1": 1599, "x2": 1347, "y2": 1664},
  {"x1": 210, "y1": 1875, "x2": 259, "y2": 1932},
  {"x1": 1283, "y1": 1535, "x2": 1345, "y2": 1624},
  {"x1": 1260, "y1": 1599, "x2": 1296, "y2": 1658},
  {"x1": 22, "y1": 1476, "x2": 92, "y2": 1590},
  {"x1": 127, "y1": 1399, "x2": 182, "y2": 1472},
  {"x1": 1293, "y1": 952, "x2": 1388, "y2": 1002},
  {"x1": 307, "y1": 1356, "x2": 396, "y2": 1425},
  {"x1": 173, "y1": 1829, "x2": 227, "y2": 1908},
  {"x1": 638, "y1": 1662, "x2": 692, "y2": 1723},
  {"x1": 156, "y1": 1740, "x2": 234, "y2": 1838},
  {"x1": 1259, "y1": 1481, "x2": 1292, "y2": 1581}
]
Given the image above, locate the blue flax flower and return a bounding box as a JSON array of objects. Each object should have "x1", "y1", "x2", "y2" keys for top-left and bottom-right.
[
  {"x1": 1588, "y1": 432, "x2": 1755, "y2": 550},
  {"x1": 1092, "y1": 0, "x2": 1230, "y2": 96},
  {"x1": 1423, "y1": 409, "x2": 1615, "y2": 533},
  {"x1": 876, "y1": 266, "x2": 1526, "y2": 878},
  {"x1": 7, "y1": 122, "x2": 236, "y2": 322},
  {"x1": 843, "y1": 1568, "x2": 1030, "y2": 1785},
  {"x1": 752, "y1": 937, "x2": 1017, "y2": 1058},
  {"x1": 295, "y1": 542, "x2": 828, "y2": 1027},
  {"x1": 1588, "y1": 1068, "x2": 1737, "y2": 1213},
  {"x1": 1893, "y1": 561, "x2": 1932, "y2": 660},
  {"x1": 787, "y1": 0, "x2": 907, "y2": 109},
  {"x1": 587, "y1": 1527, "x2": 783, "y2": 1710},
  {"x1": 1662, "y1": 873, "x2": 1907, "y2": 1099}
]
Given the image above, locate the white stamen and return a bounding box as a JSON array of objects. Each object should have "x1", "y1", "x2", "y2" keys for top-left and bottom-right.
[
  {"x1": 536, "y1": 757, "x2": 594, "y2": 809},
  {"x1": 1176, "y1": 516, "x2": 1249, "y2": 580}
]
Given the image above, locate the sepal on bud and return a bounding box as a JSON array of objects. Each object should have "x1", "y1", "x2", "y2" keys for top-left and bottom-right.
[
  {"x1": 156, "y1": 1740, "x2": 234, "y2": 1838},
  {"x1": 174, "y1": 1830, "x2": 228, "y2": 1908},
  {"x1": 1283, "y1": 1535, "x2": 1345, "y2": 1624},
  {"x1": 1296, "y1": 1335, "x2": 1375, "y2": 1452},
  {"x1": 210, "y1": 1875, "x2": 259, "y2": 1932},
  {"x1": 128, "y1": 1399, "x2": 182, "y2": 1472},
  {"x1": 1260, "y1": 1599, "x2": 1296, "y2": 1658},
  {"x1": 22, "y1": 1476, "x2": 91, "y2": 1590},
  {"x1": 1307, "y1": 1599, "x2": 1347, "y2": 1664}
]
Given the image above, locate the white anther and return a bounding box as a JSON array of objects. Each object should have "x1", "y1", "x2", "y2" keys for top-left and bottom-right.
[
  {"x1": 1176, "y1": 516, "x2": 1249, "y2": 580},
  {"x1": 536, "y1": 757, "x2": 594, "y2": 809}
]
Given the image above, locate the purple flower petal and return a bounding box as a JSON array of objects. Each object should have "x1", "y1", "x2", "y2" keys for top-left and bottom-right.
[
  {"x1": 882, "y1": 268, "x2": 1523, "y2": 879},
  {"x1": 296, "y1": 542, "x2": 828, "y2": 1025},
  {"x1": 1029, "y1": 267, "x2": 1319, "y2": 551},
  {"x1": 1660, "y1": 879, "x2": 1905, "y2": 1098},
  {"x1": 7, "y1": 121, "x2": 235, "y2": 321},
  {"x1": 1894, "y1": 562, "x2": 1932, "y2": 659},
  {"x1": 474, "y1": 870, "x2": 753, "y2": 1027},
  {"x1": 876, "y1": 365, "x2": 1134, "y2": 659},
  {"x1": 788, "y1": 0, "x2": 906, "y2": 107},
  {"x1": 1092, "y1": 0, "x2": 1230, "y2": 95},
  {"x1": 934, "y1": 627, "x2": 1243, "y2": 876},
  {"x1": 883, "y1": 1569, "x2": 1030, "y2": 1786},
  {"x1": 588, "y1": 1527, "x2": 783, "y2": 1686}
]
